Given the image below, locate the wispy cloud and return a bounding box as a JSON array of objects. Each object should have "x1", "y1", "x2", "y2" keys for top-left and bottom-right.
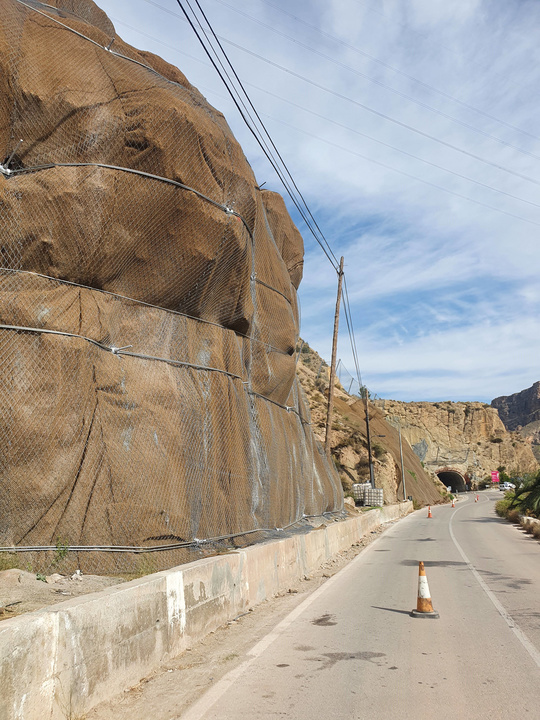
[{"x1": 97, "y1": 0, "x2": 540, "y2": 401}]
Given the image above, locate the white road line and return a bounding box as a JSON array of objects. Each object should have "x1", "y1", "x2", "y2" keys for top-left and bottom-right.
[
  {"x1": 449, "y1": 497, "x2": 540, "y2": 669},
  {"x1": 177, "y1": 527, "x2": 391, "y2": 720}
]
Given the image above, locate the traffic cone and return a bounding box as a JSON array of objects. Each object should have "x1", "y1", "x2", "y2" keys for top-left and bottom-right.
[
  {"x1": 427, "y1": 506, "x2": 433, "y2": 518},
  {"x1": 475, "y1": 494, "x2": 479, "y2": 503},
  {"x1": 410, "y1": 561, "x2": 439, "y2": 619},
  {"x1": 452, "y1": 498, "x2": 455, "y2": 508}
]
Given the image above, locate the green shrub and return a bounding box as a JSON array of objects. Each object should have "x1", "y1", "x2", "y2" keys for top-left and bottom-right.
[
  {"x1": 372, "y1": 442, "x2": 385, "y2": 459},
  {"x1": 509, "y1": 469, "x2": 540, "y2": 518},
  {"x1": 0, "y1": 552, "x2": 19, "y2": 572},
  {"x1": 495, "y1": 498, "x2": 512, "y2": 517},
  {"x1": 507, "y1": 508, "x2": 521, "y2": 524}
]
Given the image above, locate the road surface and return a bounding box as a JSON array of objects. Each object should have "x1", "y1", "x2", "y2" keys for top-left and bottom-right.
[{"x1": 179, "y1": 492, "x2": 540, "y2": 720}]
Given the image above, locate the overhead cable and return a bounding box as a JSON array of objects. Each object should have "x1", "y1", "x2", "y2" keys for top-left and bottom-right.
[
  {"x1": 242, "y1": 82, "x2": 540, "y2": 212},
  {"x1": 140, "y1": 0, "x2": 540, "y2": 186},
  {"x1": 235, "y1": 0, "x2": 540, "y2": 144},
  {"x1": 265, "y1": 114, "x2": 540, "y2": 228},
  {"x1": 188, "y1": 0, "x2": 339, "y2": 267},
  {"x1": 211, "y1": 0, "x2": 540, "y2": 160},
  {"x1": 175, "y1": 0, "x2": 340, "y2": 271},
  {"x1": 219, "y1": 39, "x2": 540, "y2": 190},
  {"x1": 111, "y1": 12, "x2": 540, "y2": 223}
]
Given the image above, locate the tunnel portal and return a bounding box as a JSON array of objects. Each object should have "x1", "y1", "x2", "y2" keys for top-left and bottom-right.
[{"x1": 436, "y1": 470, "x2": 468, "y2": 493}]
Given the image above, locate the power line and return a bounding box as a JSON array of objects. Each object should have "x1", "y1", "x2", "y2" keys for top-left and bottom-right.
[
  {"x1": 218, "y1": 38, "x2": 540, "y2": 191},
  {"x1": 189, "y1": 0, "x2": 339, "y2": 267},
  {"x1": 251, "y1": 0, "x2": 540, "y2": 143},
  {"x1": 174, "y1": 0, "x2": 340, "y2": 270},
  {"x1": 211, "y1": 0, "x2": 540, "y2": 159},
  {"x1": 342, "y1": 273, "x2": 364, "y2": 393},
  {"x1": 110, "y1": 15, "x2": 540, "y2": 222},
  {"x1": 241, "y1": 81, "x2": 540, "y2": 212},
  {"x1": 106, "y1": 11, "x2": 540, "y2": 231},
  {"x1": 139, "y1": 0, "x2": 540, "y2": 183},
  {"x1": 264, "y1": 113, "x2": 540, "y2": 228}
]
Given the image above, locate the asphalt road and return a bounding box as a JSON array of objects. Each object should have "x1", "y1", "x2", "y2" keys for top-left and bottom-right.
[{"x1": 180, "y1": 492, "x2": 540, "y2": 720}]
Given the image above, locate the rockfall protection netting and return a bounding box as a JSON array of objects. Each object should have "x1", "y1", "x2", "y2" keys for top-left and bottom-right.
[{"x1": 0, "y1": 0, "x2": 343, "y2": 574}]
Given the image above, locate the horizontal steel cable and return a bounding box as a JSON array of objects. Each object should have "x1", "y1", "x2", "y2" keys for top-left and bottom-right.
[
  {"x1": 0, "y1": 511, "x2": 345, "y2": 553},
  {"x1": 2, "y1": 161, "x2": 252, "y2": 236},
  {"x1": 0, "y1": 323, "x2": 243, "y2": 379},
  {"x1": 247, "y1": 389, "x2": 310, "y2": 424},
  {"x1": 0, "y1": 268, "x2": 293, "y2": 357},
  {"x1": 1, "y1": 164, "x2": 296, "y2": 308},
  {"x1": 0, "y1": 323, "x2": 310, "y2": 420}
]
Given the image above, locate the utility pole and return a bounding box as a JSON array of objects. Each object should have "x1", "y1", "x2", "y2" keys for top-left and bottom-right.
[
  {"x1": 324, "y1": 256, "x2": 344, "y2": 458},
  {"x1": 397, "y1": 421, "x2": 406, "y2": 500},
  {"x1": 364, "y1": 388, "x2": 375, "y2": 488}
]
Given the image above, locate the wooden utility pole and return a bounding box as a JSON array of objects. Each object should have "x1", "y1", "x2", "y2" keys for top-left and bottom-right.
[
  {"x1": 364, "y1": 389, "x2": 375, "y2": 488},
  {"x1": 397, "y1": 421, "x2": 406, "y2": 500},
  {"x1": 324, "y1": 256, "x2": 344, "y2": 457}
]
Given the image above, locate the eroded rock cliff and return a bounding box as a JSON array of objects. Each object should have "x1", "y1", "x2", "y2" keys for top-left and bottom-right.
[
  {"x1": 296, "y1": 343, "x2": 448, "y2": 507},
  {"x1": 377, "y1": 399, "x2": 538, "y2": 488},
  {"x1": 492, "y1": 382, "x2": 540, "y2": 430},
  {"x1": 492, "y1": 382, "x2": 540, "y2": 461},
  {"x1": 0, "y1": 0, "x2": 342, "y2": 569}
]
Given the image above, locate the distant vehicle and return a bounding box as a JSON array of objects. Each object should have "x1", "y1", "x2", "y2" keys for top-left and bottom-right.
[{"x1": 500, "y1": 482, "x2": 515, "y2": 491}]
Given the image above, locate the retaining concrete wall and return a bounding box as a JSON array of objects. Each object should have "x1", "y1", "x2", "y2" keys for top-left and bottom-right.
[{"x1": 0, "y1": 502, "x2": 412, "y2": 720}]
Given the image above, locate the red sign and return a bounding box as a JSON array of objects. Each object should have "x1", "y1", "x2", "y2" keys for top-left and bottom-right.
[{"x1": 491, "y1": 471, "x2": 500, "y2": 482}]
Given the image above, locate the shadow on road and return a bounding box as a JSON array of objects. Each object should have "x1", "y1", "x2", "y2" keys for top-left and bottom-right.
[
  {"x1": 460, "y1": 516, "x2": 509, "y2": 524},
  {"x1": 371, "y1": 606, "x2": 411, "y2": 616},
  {"x1": 400, "y1": 559, "x2": 467, "y2": 567}
]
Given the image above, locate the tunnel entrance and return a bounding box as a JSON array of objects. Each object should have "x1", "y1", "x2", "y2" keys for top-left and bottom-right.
[{"x1": 436, "y1": 470, "x2": 468, "y2": 493}]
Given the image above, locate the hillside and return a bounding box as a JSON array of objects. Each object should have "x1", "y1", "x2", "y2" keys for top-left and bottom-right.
[
  {"x1": 377, "y1": 399, "x2": 538, "y2": 487},
  {"x1": 492, "y1": 382, "x2": 540, "y2": 462},
  {"x1": 296, "y1": 341, "x2": 538, "y2": 501},
  {"x1": 296, "y1": 341, "x2": 448, "y2": 506}
]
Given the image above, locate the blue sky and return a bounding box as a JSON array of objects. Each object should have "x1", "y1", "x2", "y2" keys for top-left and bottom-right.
[{"x1": 96, "y1": 0, "x2": 540, "y2": 402}]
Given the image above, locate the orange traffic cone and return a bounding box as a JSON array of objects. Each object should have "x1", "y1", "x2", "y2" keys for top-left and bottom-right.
[
  {"x1": 452, "y1": 498, "x2": 455, "y2": 508},
  {"x1": 475, "y1": 494, "x2": 479, "y2": 503},
  {"x1": 427, "y1": 506, "x2": 433, "y2": 518},
  {"x1": 410, "y1": 561, "x2": 439, "y2": 619}
]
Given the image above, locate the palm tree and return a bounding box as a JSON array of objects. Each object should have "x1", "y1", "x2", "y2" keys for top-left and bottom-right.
[{"x1": 511, "y1": 470, "x2": 540, "y2": 517}]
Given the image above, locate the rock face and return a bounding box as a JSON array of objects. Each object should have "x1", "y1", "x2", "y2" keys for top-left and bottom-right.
[
  {"x1": 491, "y1": 381, "x2": 540, "y2": 430},
  {"x1": 0, "y1": 0, "x2": 341, "y2": 568},
  {"x1": 295, "y1": 344, "x2": 449, "y2": 507},
  {"x1": 378, "y1": 400, "x2": 538, "y2": 489},
  {"x1": 492, "y1": 382, "x2": 540, "y2": 430},
  {"x1": 492, "y1": 382, "x2": 540, "y2": 463}
]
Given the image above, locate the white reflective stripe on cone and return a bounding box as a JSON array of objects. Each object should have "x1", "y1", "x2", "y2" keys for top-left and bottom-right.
[{"x1": 418, "y1": 575, "x2": 431, "y2": 599}]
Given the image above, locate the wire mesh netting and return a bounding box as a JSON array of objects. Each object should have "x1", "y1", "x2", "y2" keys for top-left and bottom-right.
[{"x1": 0, "y1": 0, "x2": 343, "y2": 574}]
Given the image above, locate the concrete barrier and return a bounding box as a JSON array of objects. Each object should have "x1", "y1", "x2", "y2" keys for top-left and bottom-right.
[{"x1": 0, "y1": 502, "x2": 412, "y2": 719}]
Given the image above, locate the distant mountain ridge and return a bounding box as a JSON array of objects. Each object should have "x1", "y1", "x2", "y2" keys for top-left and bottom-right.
[
  {"x1": 492, "y1": 381, "x2": 540, "y2": 430},
  {"x1": 492, "y1": 382, "x2": 540, "y2": 462}
]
